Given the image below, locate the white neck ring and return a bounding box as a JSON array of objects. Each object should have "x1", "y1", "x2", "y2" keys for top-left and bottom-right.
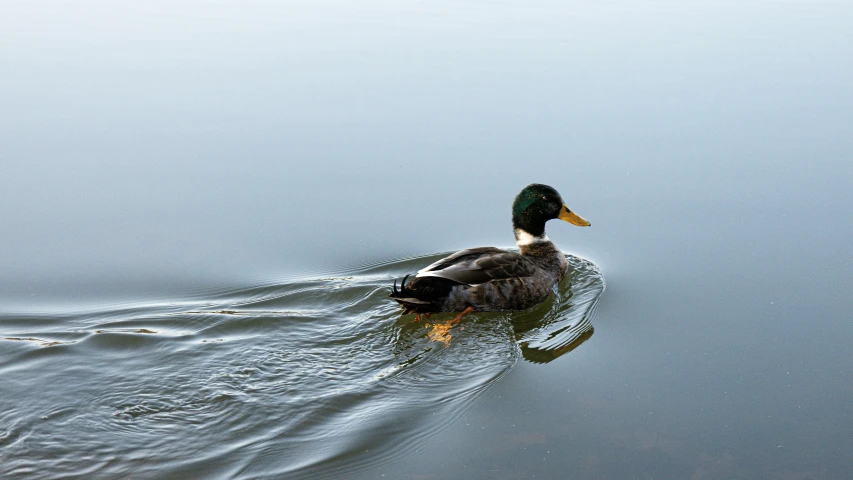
[{"x1": 514, "y1": 229, "x2": 549, "y2": 246}]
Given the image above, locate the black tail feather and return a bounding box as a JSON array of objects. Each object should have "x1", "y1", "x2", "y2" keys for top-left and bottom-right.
[
  {"x1": 389, "y1": 274, "x2": 459, "y2": 315},
  {"x1": 390, "y1": 275, "x2": 412, "y2": 298}
]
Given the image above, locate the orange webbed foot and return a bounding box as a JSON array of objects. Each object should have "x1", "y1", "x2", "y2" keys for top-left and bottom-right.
[
  {"x1": 449, "y1": 306, "x2": 475, "y2": 326},
  {"x1": 426, "y1": 306, "x2": 474, "y2": 347}
]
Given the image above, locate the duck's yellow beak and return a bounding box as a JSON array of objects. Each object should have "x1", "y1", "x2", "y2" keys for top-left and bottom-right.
[{"x1": 558, "y1": 205, "x2": 590, "y2": 227}]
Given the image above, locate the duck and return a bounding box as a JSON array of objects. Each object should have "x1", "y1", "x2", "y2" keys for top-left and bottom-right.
[{"x1": 390, "y1": 183, "x2": 590, "y2": 322}]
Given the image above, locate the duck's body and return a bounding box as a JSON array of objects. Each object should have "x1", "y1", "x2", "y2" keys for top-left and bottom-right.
[{"x1": 390, "y1": 184, "x2": 589, "y2": 315}]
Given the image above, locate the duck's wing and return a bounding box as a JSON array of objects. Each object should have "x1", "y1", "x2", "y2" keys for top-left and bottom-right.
[{"x1": 416, "y1": 247, "x2": 536, "y2": 285}]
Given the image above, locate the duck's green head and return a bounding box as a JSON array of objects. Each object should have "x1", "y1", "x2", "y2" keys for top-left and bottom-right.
[{"x1": 512, "y1": 184, "x2": 590, "y2": 238}]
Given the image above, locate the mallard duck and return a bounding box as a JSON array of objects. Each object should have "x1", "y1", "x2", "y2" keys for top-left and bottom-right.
[{"x1": 390, "y1": 183, "x2": 590, "y2": 321}]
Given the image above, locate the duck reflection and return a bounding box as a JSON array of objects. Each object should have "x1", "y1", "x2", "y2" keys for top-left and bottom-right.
[{"x1": 512, "y1": 316, "x2": 594, "y2": 364}]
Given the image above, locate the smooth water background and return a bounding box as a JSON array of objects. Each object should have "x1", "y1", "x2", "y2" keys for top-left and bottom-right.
[{"x1": 2, "y1": 0, "x2": 852, "y2": 478}]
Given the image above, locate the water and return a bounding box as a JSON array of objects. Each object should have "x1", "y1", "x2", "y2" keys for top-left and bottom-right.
[
  {"x1": 2, "y1": 0, "x2": 852, "y2": 478},
  {"x1": 1, "y1": 255, "x2": 602, "y2": 478}
]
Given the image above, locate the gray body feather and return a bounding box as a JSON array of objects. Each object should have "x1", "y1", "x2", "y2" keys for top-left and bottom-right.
[{"x1": 414, "y1": 242, "x2": 568, "y2": 312}]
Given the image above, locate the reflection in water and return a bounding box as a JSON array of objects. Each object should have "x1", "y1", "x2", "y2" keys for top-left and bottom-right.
[
  {"x1": 0, "y1": 253, "x2": 602, "y2": 478},
  {"x1": 510, "y1": 256, "x2": 601, "y2": 363},
  {"x1": 520, "y1": 327, "x2": 593, "y2": 364}
]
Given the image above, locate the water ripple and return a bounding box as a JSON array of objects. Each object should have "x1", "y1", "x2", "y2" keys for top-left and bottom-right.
[{"x1": 0, "y1": 253, "x2": 603, "y2": 479}]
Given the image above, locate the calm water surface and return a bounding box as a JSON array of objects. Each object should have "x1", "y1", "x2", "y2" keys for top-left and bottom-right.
[{"x1": 2, "y1": 1, "x2": 852, "y2": 479}]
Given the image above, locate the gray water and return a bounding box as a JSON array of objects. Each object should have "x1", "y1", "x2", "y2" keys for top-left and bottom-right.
[{"x1": 2, "y1": 1, "x2": 852, "y2": 478}]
